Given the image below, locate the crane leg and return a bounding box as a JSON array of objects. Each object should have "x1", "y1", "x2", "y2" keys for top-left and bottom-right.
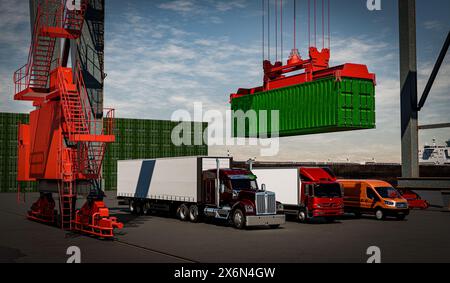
[
  {"x1": 72, "y1": 189, "x2": 123, "y2": 239},
  {"x1": 27, "y1": 193, "x2": 57, "y2": 225}
]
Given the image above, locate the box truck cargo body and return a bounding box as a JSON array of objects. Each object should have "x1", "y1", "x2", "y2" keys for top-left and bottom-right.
[
  {"x1": 117, "y1": 157, "x2": 285, "y2": 229},
  {"x1": 253, "y1": 167, "x2": 344, "y2": 223}
]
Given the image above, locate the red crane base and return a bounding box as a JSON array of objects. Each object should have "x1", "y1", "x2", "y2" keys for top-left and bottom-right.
[
  {"x1": 27, "y1": 194, "x2": 57, "y2": 224},
  {"x1": 72, "y1": 200, "x2": 124, "y2": 239}
]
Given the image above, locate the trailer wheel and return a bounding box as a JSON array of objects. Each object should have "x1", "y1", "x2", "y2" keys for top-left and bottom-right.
[
  {"x1": 129, "y1": 200, "x2": 138, "y2": 215},
  {"x1": 178, "y1": 204, "x2": 189, "y2": 221},
  {"x1": 189, "y1": 205, "x2": 200, "y2": 223},
  {"x1": 233, "y1": 209, "x2": 246, "y2": 229},
  {"x1": 135, "y1": 202, "x2": 143, "y2": 215},
  {"x1": 142, "y1": 202, "x2": 150, "y2": 215}
]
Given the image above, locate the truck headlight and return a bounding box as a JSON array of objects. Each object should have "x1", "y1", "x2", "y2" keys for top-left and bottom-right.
[
  {"x1": 384, "y1": 200, "x2": 395, "y2": 206},
  {"x1": 245, "y1": 205, "x2": 254, "y2": 213}
]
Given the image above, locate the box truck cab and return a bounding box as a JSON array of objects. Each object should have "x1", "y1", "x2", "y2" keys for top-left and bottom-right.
[
  {"x1": 338, "y1": 180, "x2": 409, "y2": 220},
  {"x1": 117, "y1": 157, "x2": 285, "y2": 229},
  {"x1": 253, "y1": 167, "x2": 344, "y2": 223}
]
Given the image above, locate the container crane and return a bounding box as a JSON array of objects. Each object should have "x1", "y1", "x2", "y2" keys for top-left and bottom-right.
[
  {"x1": 231, "y1": 0, "x2": 377, "y2": 138},
  {"x1": 13, "y1": 0, "x2": 122, "y2": 238}
]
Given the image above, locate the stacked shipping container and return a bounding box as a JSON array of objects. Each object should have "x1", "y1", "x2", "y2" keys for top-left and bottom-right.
[
  {"x1": 103, "y1": 118, "x2": 208, "y2": 190},
  {"x1": 0, "y1": 113, "x2": 37, "y2": 193},
  {"x1": 0, "y1": 113, "x2": 208, "y2": 192}
]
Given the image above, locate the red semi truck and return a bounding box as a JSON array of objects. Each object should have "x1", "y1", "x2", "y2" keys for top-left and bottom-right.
[
  {"x1": 253, "y1": 167, "x2": 344, "y2": 223},
  {"x1": 117, "y1": 157, "x2": 285, "y2": 229}
]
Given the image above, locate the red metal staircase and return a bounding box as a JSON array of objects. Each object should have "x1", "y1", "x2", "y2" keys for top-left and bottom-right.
[{"x1": 14, "y1": 0, "x2": 87, "y2": 101}]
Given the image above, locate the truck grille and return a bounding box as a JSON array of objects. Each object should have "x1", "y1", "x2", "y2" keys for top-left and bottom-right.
[{"x1": 255, "y1": 192, "x2": 276, "y2": 215}]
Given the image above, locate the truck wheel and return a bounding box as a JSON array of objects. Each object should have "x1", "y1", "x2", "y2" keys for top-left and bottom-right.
[
  {"x1": 324, "y1": 217, "x2": 335, "y2": 223},
  {"x1": 375, "y1": 209, "x2": 385, "y2": 220},
  {"x1": 178, "y1": 204, "x2": 189, "y2": 221},
  {"x1": 298, "y1": 211, "x2": 308, "y2": 223},
  {"x1": 269, "y1": 225, "x2": 280, "y2": 229},
  {"x1": 233, "y1": 209, "x2": 246, "y2": 229},
  {"x1": 189, "y1": 205, "x2": 200, "y2": 223}
]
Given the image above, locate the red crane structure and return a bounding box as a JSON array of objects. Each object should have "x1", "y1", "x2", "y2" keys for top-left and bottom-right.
[
  {"x1": 231, "y1": 0, "x2": 375, "y2": 99},
  {"x1": 13, "y1": 0, "x2": 122, "y2": 238}
]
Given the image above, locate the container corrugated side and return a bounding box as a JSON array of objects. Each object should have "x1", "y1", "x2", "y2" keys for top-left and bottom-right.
[{"x1": 231, "y1": 78, "x2": 376, "y2": 137}]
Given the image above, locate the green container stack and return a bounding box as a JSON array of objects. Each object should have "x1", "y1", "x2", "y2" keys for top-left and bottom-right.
[
  {"x1": 0, "y1": 112, "x2": 37, "y2": 193},
  {"x1": 231, "y1": 78, "x2": 376, "y2": 137},
  {"x1": 0, "y1": 113, "x2": 208, "y2": 192},
  {"x1": 103, "y1": 118, "x2": 208, "y2": 190}
]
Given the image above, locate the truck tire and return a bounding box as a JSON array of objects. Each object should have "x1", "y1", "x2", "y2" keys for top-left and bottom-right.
[
  {"x1": 375, "y1": 209, "x2": 385, "y2": 220},
  {"x1": 298, "y1": 210, "x2": 308, "y2": 223},
  {"x1": 178, "y1": 204, "x2": 189, "y2": 221},
  {"x1": 189, "y1": 205, "x2": 200, "y2": 223},
  {"x1": 269, "y1": 225, "x2": 280, "y2": 229},
  {"x1": 233, "y1": 209, "x2": 246, "y2": 229},
  {"x1": 324, "y1": 217, "x2": 335, "y2": 223}
]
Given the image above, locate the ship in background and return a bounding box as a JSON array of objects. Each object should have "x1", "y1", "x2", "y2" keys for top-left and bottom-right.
[{"x1": 419, "y1": 139, "x2": 450, "y2": 165}]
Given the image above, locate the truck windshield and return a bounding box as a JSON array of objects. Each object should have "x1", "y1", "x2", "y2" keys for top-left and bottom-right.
[
  {"x1": 314, "y1": 184, "x2": 342, "y2": 198},
  {"x1": 230, "y1": 179, "x2": 258, "y2": 191},
  {"x1": 375, "y1": 187, "x2": 401, "y2": 199}
]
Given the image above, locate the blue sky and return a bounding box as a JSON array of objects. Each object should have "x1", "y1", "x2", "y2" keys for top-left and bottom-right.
[{"x1": 0, "y1": 0, "x2": 449, "y2": 162}]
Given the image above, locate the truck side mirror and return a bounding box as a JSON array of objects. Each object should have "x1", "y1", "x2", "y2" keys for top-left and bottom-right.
[{"x1": 261, "y1": 184, "x2": 266, "y2": 192}]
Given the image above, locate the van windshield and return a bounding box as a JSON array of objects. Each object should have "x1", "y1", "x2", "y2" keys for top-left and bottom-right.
[
  {"x1": 375, "y1": 187, "x2": 401, "y2": 199},
  {"x1": 314, "y1": 184, "x2": 342, "y2": 198}
]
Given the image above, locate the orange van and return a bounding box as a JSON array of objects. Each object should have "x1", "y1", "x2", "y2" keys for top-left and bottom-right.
[{"x1": 338, "y1": 180, "x2": 409, "y2": 220}]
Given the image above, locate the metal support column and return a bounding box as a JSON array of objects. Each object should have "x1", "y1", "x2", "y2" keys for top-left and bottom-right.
[{"x1": 399, "y1": 0, "x2": 419, "y2": 179}]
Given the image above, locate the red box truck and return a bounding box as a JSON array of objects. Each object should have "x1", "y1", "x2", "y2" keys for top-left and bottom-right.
[{"x1": 253, "y1": 167, "x2": 344, "y2": 223}]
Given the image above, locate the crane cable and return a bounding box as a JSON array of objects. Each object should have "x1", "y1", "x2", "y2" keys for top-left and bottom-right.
[
  {"x1": 294, "y1": 0, "x2": 296, "y2": 50},
  {"x1": 262, "y1": 0, "x2": 265, "y2": 61},
  {"x1": 281, "y1": 0, "x2": 283, "y2": 62}
]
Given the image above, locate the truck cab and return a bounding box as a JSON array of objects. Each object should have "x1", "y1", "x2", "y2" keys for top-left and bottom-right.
[
  {"x1": 299, "y1": 168, "x2": 344, "y2": 222},
  {"x1": 202, "y1": 169, "x2": 285, "y2": 229}
]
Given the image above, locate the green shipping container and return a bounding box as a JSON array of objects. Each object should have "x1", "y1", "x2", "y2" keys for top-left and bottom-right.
[{"x1": 231, "y1": 78, "x2": 376, "y2": 138}]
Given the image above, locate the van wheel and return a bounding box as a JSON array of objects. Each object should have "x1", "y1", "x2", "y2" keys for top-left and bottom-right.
[
  {"x1": 298, "y1": 210, "x2": 308, "y2": 223},
  {"x1": 233, "y1": 209, "x2": 246, "y2": 229},
  {"x1": 178, "y1": 204, "x2": 189, "y2": 221},
  {"x1": 375, "y1": 209, "x2": 385, "y2": 220},
  {"x1": 396, "y1": 214, "x2": 406, "y2": 221},
  {"x1": 189, "y1": 205, "x2": 200, "y2": 223}
]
